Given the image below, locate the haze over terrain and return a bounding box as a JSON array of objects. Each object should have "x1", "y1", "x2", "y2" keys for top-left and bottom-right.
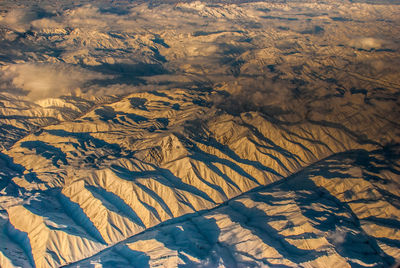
[{"x1": 0, "y1": 0, "x2": 399, "y2": 267}]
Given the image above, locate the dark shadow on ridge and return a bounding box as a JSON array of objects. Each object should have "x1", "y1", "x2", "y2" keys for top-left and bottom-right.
[
  {"x1": 20, "y1": 140, "x2": 68, "y2": 168},
  {"x1": 86, "y1": 62, "x2": 170, "y2": 87}
]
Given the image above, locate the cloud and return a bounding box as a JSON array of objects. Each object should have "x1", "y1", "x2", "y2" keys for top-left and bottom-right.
[
  {"x1": 0, "y1": 9, "x2": 33, "y2": 32},
  {"x1": 58, "y1": 4, "x2": 138, "y2": 32},
  {"x1": 0, "y1": 4, "x2": 136, "y2": 34},
  {"x1": 31, "y1": 18, "x2": 63, "y2": 31},
  {"x1": 64, "y1": 5, "x2": 108, "y2": 29},
  {"x1": 0, "y1": 6, "x2": 57, "y2": 32},
  {"x1": 213, "y1": 76, "x2": 306, "y2": 119},
  {"x1": 0, "y1": 63, "x2": 112, "y2": 100},
  {"x1": 329, "y1": 229, "x2": 346, "y2": 245},
  {"x1": 349, "y1": 37, "x2": 385, "y2": 50}
]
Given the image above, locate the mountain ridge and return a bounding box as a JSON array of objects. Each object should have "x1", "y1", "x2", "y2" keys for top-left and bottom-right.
[
  {"x1": 0, "y1": 0, "x2": 399, "y2": 266},
  {"x1": 1, "y1": 87, "x2": 397, "y2": 267}
]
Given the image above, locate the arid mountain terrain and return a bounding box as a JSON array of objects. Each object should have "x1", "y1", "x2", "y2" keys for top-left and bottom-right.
[{"x1": 0, "y1": 0, "x2": 399, "y2": 267}]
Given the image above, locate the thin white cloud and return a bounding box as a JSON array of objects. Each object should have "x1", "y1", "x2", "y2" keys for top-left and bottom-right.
[
  {"x1": 31, "y1": 18, "x2": 63, "y2": 31},
  {"x1": 64, "y1": 5, "x2": 109, "y2": 29},
  {"x1": 0, "y1": 63, "x2": 111, "y2": 100},
  {"x1": 349, "y1": 37, "x2": 385, "y2": 50},
  {"x1": 0, "y1": 8, "x2": 33, "y2": 32},
  {"x1": 58, "y1": 4, "x2": 138, "y2": 32},
  {"x1": 0, "y1": 4, "x2": 137, "y2": 34}
]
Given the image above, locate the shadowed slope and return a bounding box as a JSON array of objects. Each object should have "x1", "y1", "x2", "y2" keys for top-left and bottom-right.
[
  {"x1": 0, "y1": 88, "x2": 397, "y2": 267},
  {"x1": 71, "y1": 147, "x2": 400, "y2": 267}
]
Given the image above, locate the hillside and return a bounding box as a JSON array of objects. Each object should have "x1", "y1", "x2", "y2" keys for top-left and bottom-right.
[{"x1": 0, "y1": 0, "x2": 399, "y2": 267}]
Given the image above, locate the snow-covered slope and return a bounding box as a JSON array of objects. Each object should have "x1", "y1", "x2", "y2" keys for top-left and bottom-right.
[
  {"x1": 72, "y1": 148, "x2": 400, "y2": 268},
  {"x1": 0, "y1": 93, "x2": 119, "y2": 150},
  {"x1": 0, "y1": 87, "x2": 398, "y2": 267},
  {"x1": 0, "y1": 0, "x2": 399, "y2": 267}
]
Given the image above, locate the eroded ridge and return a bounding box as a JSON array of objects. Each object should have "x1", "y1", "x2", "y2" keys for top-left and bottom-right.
[
  {"x1": 0, "y1": 0, "x2": 399, "y2": 267},
  {"x1": 0, "y1": 88, "x2": 397, "y2": 267},
  {"x1": 70, "y1": 147, "x2": 400, "y2": 267}
]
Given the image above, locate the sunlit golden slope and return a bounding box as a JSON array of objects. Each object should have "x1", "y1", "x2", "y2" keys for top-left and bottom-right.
[
  {"x1": 0, "y1": 87, "x2": 398, "y2": 267},
  {"x1": 0, "y1": 0, "x2": 399, "y2": 267}
]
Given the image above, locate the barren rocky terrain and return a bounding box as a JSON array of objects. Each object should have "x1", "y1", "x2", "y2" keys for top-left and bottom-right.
[{"x1": 0, "y1": 1, "x2": 399, "y2": 267}]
